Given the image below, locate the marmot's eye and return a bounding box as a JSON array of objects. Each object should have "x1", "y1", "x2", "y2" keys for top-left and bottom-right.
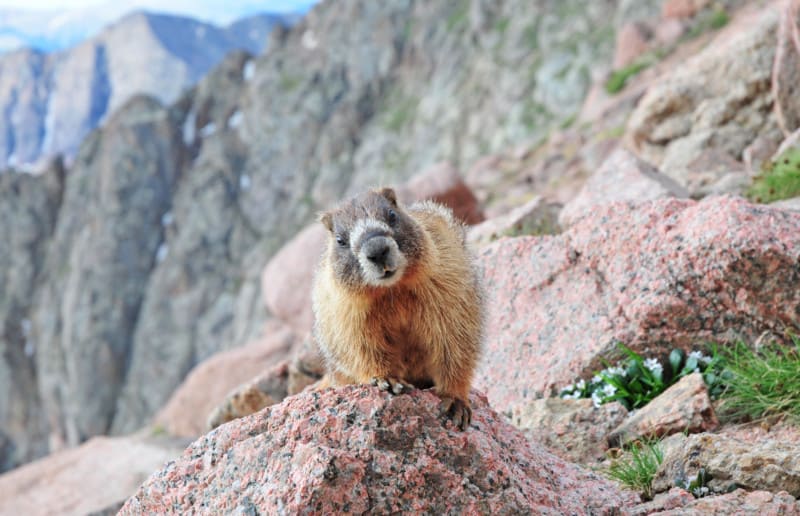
[
  {"x1": 387, "y1": 209, "x2": 397, "y2": 225},
  {"x1": 336, "y1": 235, "x2": 348, "y2": 247}
]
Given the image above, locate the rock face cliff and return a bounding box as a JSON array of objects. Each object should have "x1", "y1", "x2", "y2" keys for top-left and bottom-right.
[
  {"x1": 0, "y1": 0, "x2": 628, "y2": 471},
  {"x1": 0, "y1": 11, "x2": 288, "y2": 170},
  {"x1": 0, "y1": 159, "x2": 63, "y2": 472}
]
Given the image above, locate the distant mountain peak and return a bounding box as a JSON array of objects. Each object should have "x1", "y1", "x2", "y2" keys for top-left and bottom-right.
[{"x1": 0, "y1": 8, "x2": 297, "y2": 171}]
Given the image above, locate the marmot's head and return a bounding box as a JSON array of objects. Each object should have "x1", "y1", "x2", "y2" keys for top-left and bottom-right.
[{"x1": 320, "y1": 188, "x2": 424, "y2": 289}]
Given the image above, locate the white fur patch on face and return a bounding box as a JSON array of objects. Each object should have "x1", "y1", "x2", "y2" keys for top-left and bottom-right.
[
  {"x1": 349, "y1": 217, "x2": 391, "y2": 251},
  {"x1": 351, "y1": 218, "x2": 407, "y2": 287},
  {"x1": 357, "y1": 239, "x2": 407, "y2": 287}
]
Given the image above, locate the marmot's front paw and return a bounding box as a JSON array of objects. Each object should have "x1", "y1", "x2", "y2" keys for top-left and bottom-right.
[
  {"x1": 370, "y1": 376, "x2": 414, "y2": 395},
  {"x1": 438, "y1": 396, "x2": 472, "y2": 431}
]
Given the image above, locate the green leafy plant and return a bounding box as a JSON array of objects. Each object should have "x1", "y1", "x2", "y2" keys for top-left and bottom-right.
[
  {"x1": 670, "y1": 345, "x2": 732, "y2": 399},
  {"x1": 560, "y1": 344, "x2": 728, "y2": 410},
  {"x1": 718, "y1": 336, "x2": 800, "y2": 422},
  {"x1": 747, "y1": 147, "x2": 800, "y2": 203},
  {"x1": 607, "y1": 439, "x2": 664, "y2": 500}
]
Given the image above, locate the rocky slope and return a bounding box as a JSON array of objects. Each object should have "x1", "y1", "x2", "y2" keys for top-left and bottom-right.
[
  {"x1": 1, "y1": 1, "x2": 800, "y2": 513},
  {"x1": 0, "y1": 11, "x2": 289, "y2": 170}
]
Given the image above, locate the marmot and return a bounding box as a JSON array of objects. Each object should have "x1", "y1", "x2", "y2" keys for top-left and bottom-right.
[{"x1": 312, "y1": 187, "x2": 484, "y2": 430}]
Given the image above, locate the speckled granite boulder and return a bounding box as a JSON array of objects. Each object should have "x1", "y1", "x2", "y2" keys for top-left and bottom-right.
[
  {"x1": 654, "y1": 433, "x2": 800, "y2": 497},
  {"x1": 512, "y1": 398, "x2": 628, "y2": 465},
  {"x1": 623, "y1": 487, "x2": 696, "y2": 516},
  {"x1": 608, "y1": 372, "x2": 718, "y2": 446},
  {"x1": 120, "y1": 387, "x2": 637, "y2": 514},
  {"x1": 476, "y1": 196, "x2": 800, "y2": 416},
  {"x1": 650, "y1": 489, "x2": 800, "y2": 515},
  {"x1": 559, "y1": 147, "x2": 688, "y2": 228}
]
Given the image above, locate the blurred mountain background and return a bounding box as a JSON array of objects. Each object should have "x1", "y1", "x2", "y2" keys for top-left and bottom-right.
[{"x1": 0, "y1": 1, "x2": 313, "y2": 170}]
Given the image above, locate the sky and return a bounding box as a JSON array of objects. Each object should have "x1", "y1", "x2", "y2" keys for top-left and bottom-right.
[
  {"x1": 0, "y1": 0, "x2": 317, "y2": 13},
  {"x1": 0, "y1": 0, "x2": 319, "y2": 52}
]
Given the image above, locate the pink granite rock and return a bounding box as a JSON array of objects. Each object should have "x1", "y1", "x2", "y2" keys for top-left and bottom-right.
[
  {"x1": 0, "y1": 435, "x2": 186, "y2": 516},
  {"x1": 261, "y1": 224, "x2": 327, "y2": 334},
  {"x1": 608, "y1": 372, "x2": 718, "y2": 446},
  {"x1": 717, "y1": 419, "x2": 800, "y2": 448},
  {"x1": 772, "y1": 197, "x2": 800, "y2": 212},
  {"x1": 468, "y1": 196, "x2": 561, "y2": 245},
  {"x1": 654, "y1": 489, "x2": 800, "y2": 515},
  {"x1": 206, "y1": 360, "x2": 290, "y2": 431},
  {"x1": 661, "y1": 0, "x2": 711, "y2": 19},
  {"x1": 120, "y1": 387, "x2": 637, "y2": 514},
  {"x1": 623, "y1": 487, "x2": 695, "y2": 515},
  {"x1": 397, "y1": 162, "x2": 485, "y2": 225},
  {"x1": 512, "y1": 398, "x2": 628, "y2": 465},
  {"x1": 476, "y1": 196, "x2": 800, "y2": 416},
  {"x1": 654, "y1": 433, "x2": 800, "y2": 496},
  {"x1": 559, "y1": 147, "x2": 688, "y2": 228},
  {"x1": 614, "y1": 22, "x2": 652, "y2": 69}
]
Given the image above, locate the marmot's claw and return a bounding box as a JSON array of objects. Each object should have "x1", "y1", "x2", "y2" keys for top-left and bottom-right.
[
  {"x1": 439, "y1": 396, "x2": 472, "y2": 431},
  {"x1": 371, "y1": 376, "x2": 413, "y2": 395}
]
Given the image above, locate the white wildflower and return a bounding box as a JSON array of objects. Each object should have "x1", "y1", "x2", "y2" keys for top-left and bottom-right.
[
  {"x1": 559, "y1": 384, "x2": 575, "y2": 398},
  {"x1": 575, "y1": 379, "x2": 586, "y2": 391},
  {"x1": 591, "y1": 390, "x2": 603, "y2": 408},
  {"x1": 644, "y1": 358, "x2": 663, "y2": 376},
  {"x1": 604, "y1": 366, "x2": 626, "y2": 378},
  {"x1": 603, "y1": 383, "x2": 617, "y2": 397},
  {"x1": 689, "y1": 350, "x2": 712, "y2": 365},
  {"x1": 592, "y1": 374, "x2": 603, "y2": 384}
]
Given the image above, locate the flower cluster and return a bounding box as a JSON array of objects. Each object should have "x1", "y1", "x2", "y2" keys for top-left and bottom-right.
[{"x1": 559, "y1": 345, "x2": 726, "y2": 410}]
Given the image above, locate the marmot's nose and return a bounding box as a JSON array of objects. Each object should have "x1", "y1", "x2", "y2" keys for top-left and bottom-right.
[{"x1": 364, "y1": 238, "x2": 390, "y2": 266}]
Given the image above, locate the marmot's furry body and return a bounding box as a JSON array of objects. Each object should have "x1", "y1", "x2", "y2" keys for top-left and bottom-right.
[{"x1": 312, "y1": 188, "x2": 483, "y2": 429}]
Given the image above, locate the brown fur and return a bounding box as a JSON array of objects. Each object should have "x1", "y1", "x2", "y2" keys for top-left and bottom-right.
[{"x1": 312, "y1": 188, "x2": 484, "y2": 429}]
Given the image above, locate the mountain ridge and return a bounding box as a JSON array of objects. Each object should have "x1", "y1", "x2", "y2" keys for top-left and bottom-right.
[{"x1": 0, "y1": 10, "x2": 292, "y2": 170}]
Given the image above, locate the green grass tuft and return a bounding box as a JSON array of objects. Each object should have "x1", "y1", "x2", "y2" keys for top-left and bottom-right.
[
  {"x1": 747, "y1": 147, "x2": 800, "y2": 203},
  {"x1": 607, "y1": 440, "x2": 664, "y2": 500},
  {"x1": 605, "y1": 61, "x2": 649, "y2": 94},
  {"x1": 718, "y1": 337, "x2": 800, "y2": 423}
]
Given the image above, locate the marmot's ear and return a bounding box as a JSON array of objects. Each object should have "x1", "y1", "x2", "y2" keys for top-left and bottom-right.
[
  {"x1": 319, "y1": 212, "x2": 333, "y2": 232},
  {"x1": 379, "y1": 187, "x2": 398, "y2": 206}
]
